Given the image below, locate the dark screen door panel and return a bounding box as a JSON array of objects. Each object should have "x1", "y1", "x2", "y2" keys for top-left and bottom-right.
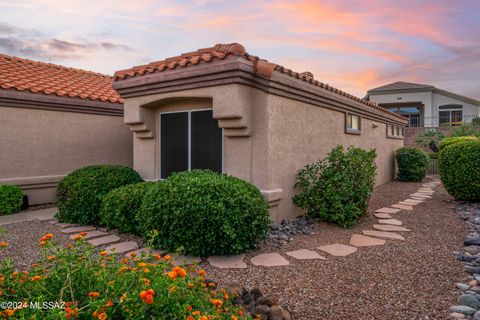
[
  {"x1": 191, "y1": 110, "x2": 222, "y2": 173},
  {"x1": 161, "y1": 112, "x2": 188, "y2": 179}
]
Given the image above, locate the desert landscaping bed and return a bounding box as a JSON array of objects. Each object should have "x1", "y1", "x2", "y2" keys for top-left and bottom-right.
[{"x1": 202, "y1": 179, "x2": 466, "y2": 319}]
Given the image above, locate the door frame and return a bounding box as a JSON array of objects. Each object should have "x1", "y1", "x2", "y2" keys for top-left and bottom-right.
[{"x1": 158, "y1": 108, "x2": 224, "y2": 179}]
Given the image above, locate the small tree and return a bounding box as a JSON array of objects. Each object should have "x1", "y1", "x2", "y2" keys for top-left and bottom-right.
[{"x1": 415, "y1": 128, "x2": 444, "y2": 153}]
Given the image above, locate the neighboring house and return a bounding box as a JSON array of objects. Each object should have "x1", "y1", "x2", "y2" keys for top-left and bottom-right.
[
  {"x1": 367, "y1": 81, "x2": 480, "y2": 127},
  {"x1": 113, "y1": 43, "x2": 407, "y2": 222},
  {"x1": 0, "y1": 54, "x2": 133, "y2": 205}
]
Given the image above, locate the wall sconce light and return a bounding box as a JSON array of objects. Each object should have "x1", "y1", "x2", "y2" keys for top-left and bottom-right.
[{"x1": 372, "y1": 122, "x2": 378, "y2": 128}]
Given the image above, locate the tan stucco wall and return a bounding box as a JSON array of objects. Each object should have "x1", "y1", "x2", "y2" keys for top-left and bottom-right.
[
  {"x1": 0, "y1": 106, "x2": 133, "y2": 204},
  {"x1": 265, "y1": 95, "x2": 404, "y2": 221}
]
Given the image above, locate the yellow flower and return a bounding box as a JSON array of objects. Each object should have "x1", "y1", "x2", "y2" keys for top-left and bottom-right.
[
  {"x1": 143, "y1": 268, "x2": 150, "y2": 273},
  {"x1": 100, "y1": 251, "x2": 107, "y2": 256},
  {"x1": 138, "y1": 262, "x2": 148, "y2": 268},
  {"x1": 168, "y1": 286, "x2": 176, "y2": 292},
  {"x1": 0, "y1": 241, "x2": 9, "y2": 247},
  {"x1": 98, "y1": 312, "x2": 107, "y2": 320}
]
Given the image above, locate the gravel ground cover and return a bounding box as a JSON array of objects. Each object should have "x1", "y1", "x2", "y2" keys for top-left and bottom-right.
[
  {"x1": 202, "y1": 178, "x2": 466, "y2": 319},
  {"x1": 0, "y1": 221, "x2": 143, "y2": 270}
]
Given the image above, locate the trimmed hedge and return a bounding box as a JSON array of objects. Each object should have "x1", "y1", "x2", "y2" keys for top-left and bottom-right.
[
  {"x1": 99, "y1": 182, "x2": 154, "y2": 235},
  {"x1": 439, "y1": 140, "x2": 480, "y2": 201},
  {"x1": 293, "y1": 145, "x2": 377, "y2": 228},
  {"x1": 56, "y1": 165, "x2": 143, "y2": 225},
  {"x1": 138, "y1": 170, "x2": 270, "y2": 257},
  {"x1": 395, "y1": 147, "x2": 429, "y2": 182},
  {"x1": 0, "y1": 184, "x2": 25, "y2": 215},
  {"x1": 439, "y1": 136, "x2": 479, "y2": 151}
]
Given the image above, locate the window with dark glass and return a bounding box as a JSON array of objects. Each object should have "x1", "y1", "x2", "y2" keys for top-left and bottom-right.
[
  {"x1": 160, "y1": 110, "x2": 222, "y2": 179},
  {"x1": 387, "y1": 105, "x2": 422, "y2": 127},
  {"x1": 439, "y1": 105, "x2": 463, "y2": 126}
]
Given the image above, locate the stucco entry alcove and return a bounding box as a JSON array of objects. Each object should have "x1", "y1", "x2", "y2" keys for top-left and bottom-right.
[{"x1": 113, "y1": 43, "x2": 407, "y2": 222}]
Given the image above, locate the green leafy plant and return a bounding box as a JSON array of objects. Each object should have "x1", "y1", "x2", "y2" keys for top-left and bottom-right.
[
  {"x1": 439, "y1": 140, "x2": 480, "y2": 201},
  {"x1": 428, "y1": 152, "x2": 439, "y2": 159},
  {"x1": 439, "y1": 136, "x2": 479, "y2": 151},
  {"x1": 450, "y1": 124, "x2": 480, "y2": 138},
  {"x1": 415, "y1": 128, "x2": 445, "y2": 153},
  {"x1": 138, "y1": 170, "x2": 270, "y2": 257},
  {"x1": 56, "y1": 165, "x2": 143, "y2": 225},
  {"x1": 99, "y1": 182, "x2": 155, "y2": 235},
  {"x1": 395, "y1": 147, "x2": 429, "y2": 182},
  {"x1": 0, "y1": 184, "x2": 25, "y2": 215},
  {"x1": 293, "y1": 145, "x2": 377, "y2": 228},
  {"x1": 472, "y1": 117, "x2": 480, "y2": 126},
  {"x1": 0, "y1": 234, "x2": 250, "y2": 319}
]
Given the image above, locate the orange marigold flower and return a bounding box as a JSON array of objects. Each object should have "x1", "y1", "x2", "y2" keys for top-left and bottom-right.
[
  {"x1": 107, "y1": 281, "x2": 114, "y2": 286},
  {"x1": 119, "y1": 266, "x2": 129, "y2": 272},
  {"x1": 100, "y1": 251, "x2": 107, "y2": 256},
  {"x1": 88, "y1": 292, "x2": 100, "y2": 298},
  {"x1": 186, "y1": 306, "x2": 193, "y2": 311},
  {"x1": 120, "y1": 293, "x2": 127, "y2": 303},
  {"x1": 92, "y1": 311, "x2": 99, "y2": 318},
  {"x1": 187, "y1": 283, "x2": 194, "y2": 288},
  {"x1": 192, "y1": 311, "x2": 201, "y2": 315},
  {"x1": 211, "y1": 299, "x2": 223, "y2": 307},
  {"x1": 39, "y1": 240, "x2": 47, "y2": 246},
  {"x1": 163, "y1": 255, "x2": 171, "y2": 260},
  {"x1": 168, "y1": 286, "x2": 176, "y2": 293},
  {"x1": 31, "y1": 275, "x2": 41, "y2": 282},
  {"x1": 198, "y1": 269, "x2": 206, "y2": 276},
  {"x1": 144, "y1": 294, "x2": 154, "y2": 304},
  {"x1": 142, "y1": 278, "x2": 151, "y2": 286},
  {"x1": 138, "y1": 262, "x2": 148, "y2": 268},
  {"x1": 152, "y1": 254, "x2": 161, "y2": 260},
  {"x1": 129, "y1": 252, "x2": 136, "y2": 257},
  {"x1": 167, "y1": 271, "x2": 177, "y2": 280},
  {"x1": 98, "y1": 313, "x2": 107, "y2": 320},
  {"x1": 47, "y1": 255, "x2": 56, "y2": 261},
  {"x1": 0, "y1": 241, "x2": 9, "y2": 247},
  {"x1": 105, "y1": 300, "x2": 113, "y2": 307},
  {"x1": 79, "y1": 231, "x2": 87, "y2": 236},
  {"x1": 73, "y1": 235, "x2": 84, "y2": 241},
  {"x1": 4, "y1": 310, "x2": 14, "y2": 316},
  {"x1": 199, "y1": 316, "x2": 208, "y2": 320},
  {"x1": 186, "y1": 316, "x2": 194, "y2": 320},
  {"x1": 231, "y1": 316, "x2": 239, "y2": 320},
  {"x1": 143, "y1": 268, "x2": 150, "y2": 273},
  {"x1": 173, "y1": 266, "x2": 187, "y2": 277}
]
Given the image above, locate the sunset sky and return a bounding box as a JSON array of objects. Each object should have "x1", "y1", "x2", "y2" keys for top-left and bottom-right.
[{"x1": 1, "y1": 0, "x2": 479, "y2": 99}]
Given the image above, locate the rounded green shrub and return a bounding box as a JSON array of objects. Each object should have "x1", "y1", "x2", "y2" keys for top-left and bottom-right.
[
  {"x1": 0, "y1": 184, "x2": 25, "y2": 215},
  {"x1": 439, "y1": 140, "x2": 480, "y2": 201},
  {"x1": 293, "y1": 145, "x2": 377, "y2": 228},
  {"x1": 395, "y1": 147, "x2": 429, "y2": 182},
  {"x1": 56, "y1": 165, "x2": 144, "y2": 225},
  {"x1": 99, "y1": 182, "x2": 154, "y2": 234},
  {"x1": 138, "y1": 170, "x2": 270, "y2": 257},
  {"x1": 439, "y1": 136, "x2": 479, "y2": 151}
]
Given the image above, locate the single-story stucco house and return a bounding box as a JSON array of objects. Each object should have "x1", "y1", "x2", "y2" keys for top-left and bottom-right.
[
  {"x1": 0, "y1": 54, "x2": 133, "y2": 205},
  {"x1": 367, "y1": 81, "x2": 480, "y2": 128},
  {"x1": 113, "y1": 43, "x2": 407, "y2": 222}
]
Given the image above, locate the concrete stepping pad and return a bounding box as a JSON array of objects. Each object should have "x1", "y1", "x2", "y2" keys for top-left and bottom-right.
[
  {"x1": 125, "y1": 248, "x2": 165, "y2": 258},
  {"x1": 105, "y1": 241, "x2": 139, "y2": 255},
  {"x1": 69, "y1": 230, "x2": 108, "y2": 240},
  {"x1": 362, "y1": 230, "x2": 405, "y2": 240},
  {"x1": 251, "y1": 253, "x2": 290, "y2": 267},
  {"x1": 208, "y1": 254, "x2": 247, "y2": 268},
  {"x1": 62, "y1": 226, "x2": 96, "y2": 234},
  {"x1": 172, "y1": 255, "x2": 202, "y2": 266},
  {"x1": 317, "y1": 243, "x2": 357, "y2": 257},
  {"x1": 87, "y1": 235, "x2": 121, "y2": 246},
  {"x1": 374, "y1": 213, "x2": 392, "y2": 219},
  {"x1": 375, "y1": 207, "x2": 401, "y2": 214},
  {"x1": 285, "y1": 249, "x2": 326, "y2": 260},
  {"x1": 350, "y1": 234, "x2": 386, "y2": 247},
  {"x1": 377, "y1": 218, "x2": 402, "y2": 226},
  {"x1": 373, "y1": 224, "x2": 411, "y2": 232},
  {"x1": 391, "y1": 204, "x2": 413, "y2": 211}
]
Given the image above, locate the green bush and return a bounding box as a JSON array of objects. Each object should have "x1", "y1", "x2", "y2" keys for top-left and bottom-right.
[
  {"x1": 415, "y1": 128, "x2": 445, "y2": 153},
  {"x1": 450, "y1": 124, "x2": 480, "y2": 137},
  {"x1": 0, "y1": 234, "x2": 250, "y2": 319},
  {"x1": 439, "y1": 140, "x2": 480, "y2": 201},
  {"x1": 293, "y1": 145, "x2": 377, "y2": 228},
  {"x1": 395, "y1": 147, "x2": 429, "y2": 182},
  {"x1": 428, "y1": 152, "x2": 439, "y2": 159},
  {"x1": 138, "y1": 170, "x2": 270, "y2": 257},
  {"x1": 472, "y1": 117, "x2": 480, "y2": 126},
  {"x1": 0, "y1": 185, "x2": 25, "y2": 215},
  {"x1": 439, "y1": 136, "x2": 479, "y2": 151},
  {"x1": 56, "y1": 165, "x2": 144, "y2": 225},
  {"x1": 99, "y1": 182, "x2": 154, "y2": 235}
]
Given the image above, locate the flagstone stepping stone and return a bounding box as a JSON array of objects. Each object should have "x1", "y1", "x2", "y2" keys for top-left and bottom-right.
[
  {"x1": 377, "y1": 218, "x2": 402, "y2": 226},
  {"x1": 87, "y1": 235, "x2": 121, "y2": 246},
  {"x1": 105, "y1": 241, "x2": 139, "y2": 255},
  {"x1": 399, "y1": 201, "x2": 419, "y2": 206},
  {"x1": 375, "y1": 207, "x2": 401, "y2": 214},
  {"x1": 62, "y1": 226, "x2": 97, "y2": 234},
  {"x1": 55, "y1": 222, "x2": 77, "y2": 227},
  {"x1": 48, "y1": 219, "x2": 59, "y2": 224},
  {"x1": 405, "y1": 199, "x2": 423, "y2": 203},
  {"x1": 391, "y1": 204, "x2": 413, "y2": 211},
  {"x1": 251, "y1": 253, "x2": 290, "y2": 266},
  {"x1": 285, "y1": 249, "x2": 326, "y2": 260},
  {"x1": 69, "y1": 230, "x2": 108, "y2": 240},
  {"x1": 350, "y1": 234, "x2": 386, "y2": 247},
  {"x1": 172, "y1": 255, "x2": 202, "y2": 266},
  {"x1": 374, "y1": 213, "x2": 392, "y2": 219},
  {"x1": 373, "y1": 224, "x2": 411, "y2": 232},
  {"x1": 317, "y1": 244, "x2": 357, "y2": 257},
  {"x1": 362, "y1": 230, "x2": 405, "y2": 240},
  {"x1": 208, "y1": 254, "x2": 247, "y2": 268},
  {"x1": 125, "y1": 248, "x2": 166, "y2": 258},
  {"x1": 410, "y1": 193, "x2": 432, "y2": 198}
]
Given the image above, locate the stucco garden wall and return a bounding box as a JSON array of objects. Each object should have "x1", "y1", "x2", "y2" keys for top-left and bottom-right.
[
  {"x1": 266, "y1": 96, "x2": 404, "y2": 221},
  {"x1": 0, "y1": 106, "x2": 133, "y2": 204}
]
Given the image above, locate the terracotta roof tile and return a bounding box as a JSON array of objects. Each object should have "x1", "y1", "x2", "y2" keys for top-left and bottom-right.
[
  {"x1": 113, "y1": 43, "x2": 404, "y2": 120},
  {"x1": 0, "y1": 54, "x2": 122, "y2": 104}
]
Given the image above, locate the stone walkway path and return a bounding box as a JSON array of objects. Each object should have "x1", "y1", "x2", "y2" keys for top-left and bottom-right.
[{"x1": 2, "y1": 179, "x2": 441, "y2": 268}]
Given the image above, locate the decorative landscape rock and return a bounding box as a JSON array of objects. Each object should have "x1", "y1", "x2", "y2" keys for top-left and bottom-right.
[
  {"x1": 349, "y1": 234, "x2": 386, "y2": 247},
  {"x1": 285, "y1": 249, "x2": 325, "y2": 260},
  {"x1": 317, "y1": 243, "x2": 357, "y2": 257},
  {"x1": 267, "y1": 217, "x2": 314, "y2": 246},
  {"x1": 450, "y1": 305, "x2": 477, "y2": 315},
  {"x1": 236, "y1": 288, "x2": 291, "y2": 320}
]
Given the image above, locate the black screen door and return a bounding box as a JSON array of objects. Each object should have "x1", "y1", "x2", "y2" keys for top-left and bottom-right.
[{"x1": 160, "y1": 110, "x2": 222, "y2": 179}]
